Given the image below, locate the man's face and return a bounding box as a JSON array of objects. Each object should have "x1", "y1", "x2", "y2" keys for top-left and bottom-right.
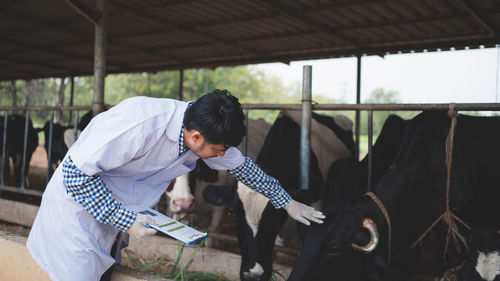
[
  {"x1": 190, "y1": 141, "x2": 229, "y2": 159},
  {"x1": 184, "y1": 128, "x2": 230, "y2": 159}
]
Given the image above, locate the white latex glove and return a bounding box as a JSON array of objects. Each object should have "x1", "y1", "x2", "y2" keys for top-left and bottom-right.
[
  {"x1": 126, "y1": 213, "x2": 158, "y2": 239},
  {"x1": 284, "y1": 199, "x2": 325, "y2": 226}
]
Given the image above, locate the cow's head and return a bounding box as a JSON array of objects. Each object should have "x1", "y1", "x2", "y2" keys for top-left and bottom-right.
[
  {"x1": 288, "y1": 199, "x2": 395, "y2": 281},
  {"x1": 165, "y1": 174, "x2": 195, "y2": 215},
  {"x1": 165, "y1": 160, "x2": 219, "y2": 217}
]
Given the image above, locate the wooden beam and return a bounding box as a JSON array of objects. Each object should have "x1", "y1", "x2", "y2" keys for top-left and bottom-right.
[
  {"x1": 118, "y1": 3, "x2": 263, "y2": 56},
  {"x1": 452, "y1": 0, "x2": 496, "y2": 35},
  {"x1": 253, "y1": 0, "x2": 358, "y2": 47},
  {"x1": 0, "y1": 56, "x2": 77, "y2": 73},
  {"x1": 62, "y1": 0, "x2": 100, "y2": 27},
  {"x1": 0, "y1": 8, "x2": 181, "y2": 65}
]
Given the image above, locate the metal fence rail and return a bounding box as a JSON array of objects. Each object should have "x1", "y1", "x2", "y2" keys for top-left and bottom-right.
[
  {"x1": 1, "y1": 102, "x2": 499, "y2": 197},
  {"x1": 0, "y1": 106, "x2": 92, "y2": 196},
  {"x1": 242, "y1": 102, "x2": 500, "y2": 191}
]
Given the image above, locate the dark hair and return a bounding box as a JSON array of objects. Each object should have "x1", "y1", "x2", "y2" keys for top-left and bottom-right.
[{"x1": 184, "y1": 89, "x2": 246, "y2": 147}]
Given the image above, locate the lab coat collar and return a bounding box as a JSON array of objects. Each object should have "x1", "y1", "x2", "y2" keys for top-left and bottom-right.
[{"x1": 165, "y1": 100, "x2": 192, "y2": 142}]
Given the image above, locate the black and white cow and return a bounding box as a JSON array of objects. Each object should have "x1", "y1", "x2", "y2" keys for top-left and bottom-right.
[
  {"x1": 288, "y1": 111, "x2": 500, "y2": 281},
  {"x1": 163, "y1": 118, "x2": 272, "y2": 233},
  {"x1": 0, "y1": 114, "x2": 39, "y2": 187},
  {"x1": 209, "y1": 110, "x2": 355, "y2": 281},
  {"x1": 457, "y1": 230, "x2": 500, "y2": 281}
]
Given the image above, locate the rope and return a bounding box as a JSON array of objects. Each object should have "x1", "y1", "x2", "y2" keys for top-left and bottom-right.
[
  {"x1": 410, "y1": 104, "x2": 470, "y2": 259},
  {"x1": 365, "y1": 191, "x2": 392, "y2": 264},
  {"x1": 440, "y1": 262, "x2": 464, "y2": 281}
]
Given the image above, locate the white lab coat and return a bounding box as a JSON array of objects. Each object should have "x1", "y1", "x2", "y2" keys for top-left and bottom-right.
[{"x1": 27, "y1": 96, "x2": 244, "y2": 281}]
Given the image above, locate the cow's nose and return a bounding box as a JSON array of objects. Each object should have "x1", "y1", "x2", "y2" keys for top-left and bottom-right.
[
  {"x1": 172, "y1": 198, "x2": 194, "y2": 211},
  {"x1": 242, "y1": 271, "x2": 263, "y2": 281}
]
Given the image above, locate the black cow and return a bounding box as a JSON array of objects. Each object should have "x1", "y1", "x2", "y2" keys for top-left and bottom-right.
[
  {"x1": 0, "y1": 114, "x2": 39, "y2": 187},
  {"x1": 42, "y1": 110, "x2": 94, "y2": 170},
  {"x1": 42, "y1": 122, "x2": 73, "y2": 170},
  {"x1": 207, "y1": 111, "x2": 355, "y2": 281},
  {"x1": 78, "y1": 110, "x2": 93, "y2": 131},
  {"x1": 324, "y1": 114, "x2": 408, "y2": 204},
  {"x1": 288, "y1": 114, "x2": 409, "y2": 281},
  {"x1": 288, "y1": 111, "x2": 500, "y2": 281}
]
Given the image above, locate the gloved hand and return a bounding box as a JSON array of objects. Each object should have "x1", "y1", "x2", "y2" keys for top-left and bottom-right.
[
  {"x1": 126, "y1": 213, "x2": 158, "y2": 239},
  {"x1": 284, "y1": 199, "x2": 325, "y2": 226}
]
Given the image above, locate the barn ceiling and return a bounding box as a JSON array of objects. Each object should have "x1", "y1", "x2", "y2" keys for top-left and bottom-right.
[{"x1": 0, "y1": 0, "x2": 499, "y2": 81}]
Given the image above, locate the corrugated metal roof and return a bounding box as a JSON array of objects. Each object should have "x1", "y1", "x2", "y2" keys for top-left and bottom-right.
[{"x1": 0, "y1": 0, "x2": 498, "y2": 81}]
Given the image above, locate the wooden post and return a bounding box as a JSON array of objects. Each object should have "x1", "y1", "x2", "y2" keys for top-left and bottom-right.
[{"x1": 93, "y1": 0, "x2": 107, "y2": 115}]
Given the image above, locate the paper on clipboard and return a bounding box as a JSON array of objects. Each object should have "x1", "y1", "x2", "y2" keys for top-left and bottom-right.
[{"x1": 128, "y1": 205, "x2": 207, "y2": 245}]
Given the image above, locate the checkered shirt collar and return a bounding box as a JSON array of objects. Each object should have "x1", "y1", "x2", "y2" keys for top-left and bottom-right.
[{"x1": 179, "y1": 101, "x2": 195, "y2": 155}]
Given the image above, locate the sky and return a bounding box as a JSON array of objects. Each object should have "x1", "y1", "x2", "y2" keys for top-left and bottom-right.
[{"x1": 252, "y1": 46, "x2": 500, "y2": 105}]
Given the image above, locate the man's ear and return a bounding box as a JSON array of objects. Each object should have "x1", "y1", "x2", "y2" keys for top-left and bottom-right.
[{"x1": 190, "y1": 129, "x2": 203, "y2": 143}]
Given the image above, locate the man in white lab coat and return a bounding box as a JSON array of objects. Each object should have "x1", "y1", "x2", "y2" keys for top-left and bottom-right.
[{"x1": 27, "y1": 89, "x2": 324, "y2": 281}]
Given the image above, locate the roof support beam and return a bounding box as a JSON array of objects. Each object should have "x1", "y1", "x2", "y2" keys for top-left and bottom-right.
[
  {"x1": 62, "y1": 0, "x2": 100, "y2": 27},
  {"x1": 0, "y1": 56, "x2": 75, "y2": 74},
  {"x1": 118, "y1": 3, "x2": 263, "y2": 56},
  {"x1": 452, "y1": 0, "x2": 496, "y2": 35},
  {"x1": 0, "y1": 7, "x2": 180, "y2": 66},
  {"x1": 93, "y1": 0, "x2": 107, "y2": 115},
  {"x1": 253, "y1": 0, "x2": 358, "y2": 47}
]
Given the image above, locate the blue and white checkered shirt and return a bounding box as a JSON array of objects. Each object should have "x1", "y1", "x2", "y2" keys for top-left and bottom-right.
[
  {"x1": 62, "y1": 101, "x2": 291, "y2": 231},
  {"x1": 62, "y1": 156, "x2": 136, "y2": 232}
]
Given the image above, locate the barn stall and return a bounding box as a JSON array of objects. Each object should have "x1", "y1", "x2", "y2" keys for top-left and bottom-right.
[{"x1": 1, "y1": 0, "x2": 500, "y2": 280}]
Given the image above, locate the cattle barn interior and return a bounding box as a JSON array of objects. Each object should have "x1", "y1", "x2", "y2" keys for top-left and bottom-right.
[{"x1": 1, "y1": 1, "x2": 500, "y2": 280}]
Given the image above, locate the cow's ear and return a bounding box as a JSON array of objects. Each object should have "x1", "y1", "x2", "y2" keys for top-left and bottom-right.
[
  {"x1": 203, "y1": 184, "x2": 235, "y2": 206},
  {"x1": 166, "y1": 178, "x2": 177, "y2": 192}
]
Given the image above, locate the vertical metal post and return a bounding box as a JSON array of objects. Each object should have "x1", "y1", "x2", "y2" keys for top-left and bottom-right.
[
  {"x1": 1, "y1": 112, "x2": 8, "y2": 186},
  {"x1": 179, "y1": 69, "x2": 184, "y2": 101},
  {"x1": 46, "y1": 112, "x2": 55, "y2": 184},
  {"x1": 367, "y1": 110, "x2": 373, "y2": 191},
  {"x1": 242, "y1": 109, "x2": 249, "y2": 156},
  {"x1": 93, "y1": 0, "x2": 107, "y2": 116},
  {"x1": 69, "y1": 76, "x2": 75, "y2": 123},
  {"x1": 73, "y1": 111, "x2": 79, "y2": 142},
  {"x1": 300, "y1": 65, "x2": 312, "y2": 191},
  {"x1": 21, "y1": 111, "x2": 30, "y2": 189},
  {"x1": 355, "y1": 55, "x2": 362, "y2": 160}
]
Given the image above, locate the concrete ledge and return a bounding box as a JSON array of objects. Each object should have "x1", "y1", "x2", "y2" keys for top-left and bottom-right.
[
  {"x1": 0, "y1": 198, "x2": 39, "y2": 227},
  {"x1": 0, "y1": 231, "x2": 173, "y2": 281},
  {"x1": 128, "y1": 235, "x2": 292, "y2": 280},
  {"x1": 0, "y1": 198, "x2": 292, "y2": 280}
]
